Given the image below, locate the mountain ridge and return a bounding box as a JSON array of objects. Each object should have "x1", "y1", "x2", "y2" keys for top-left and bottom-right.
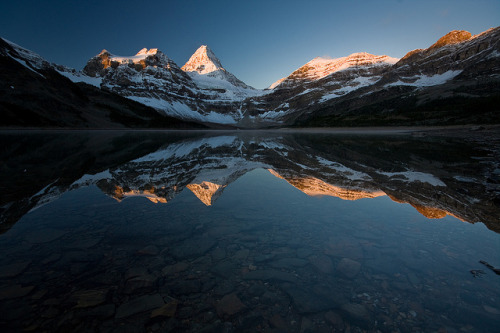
[
  {"x1": 1, "y1": 26, "x2": 499, "y2": 128},
  {"x1": 270, "y1": 52, "x2": 399, "y2": 90}
]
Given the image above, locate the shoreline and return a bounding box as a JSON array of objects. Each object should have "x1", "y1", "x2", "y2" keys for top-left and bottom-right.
[{"x1": 1, "y1": 124, "x2": 499, "y2": 136}]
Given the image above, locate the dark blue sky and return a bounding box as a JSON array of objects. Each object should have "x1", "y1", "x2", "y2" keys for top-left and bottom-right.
[{"x1": 1, "y1": 0, "x2": 499, "y2": 88}]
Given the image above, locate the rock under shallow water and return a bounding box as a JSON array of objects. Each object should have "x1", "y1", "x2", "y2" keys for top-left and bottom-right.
[
  {"x1": 72, "y1": 289, "x2": 107, "y2": 308},
  {"x1": 337, "y1": 258, "x2": 361, "y2": 278},
  {"x1": 150, "y1": 299, "x2": 178, "y2": 318},
  {"x1": 341, "y1": 303, "x2": 372, "y2": 327},
  {"x1": 115, "y1": 294, "x2": 165, "y2": 319},
  {"x1": 216, "y1": 293, "x2": 245, "y2": 316},
  {"x1": 0, "y1": 261, "x2": 31, "y2": 278},
  {"x1": 25, "y1": 229, "x2": 66, "y2": 243},
  {"x1": 283, "y1": 285, "x2": 333, "y2": 314},
  {"x1": 325, "y1": 310, "x2": 344, "y2": 327},
  {"x1": 162, "y1": 261, "x2": 189, "y2": 275},
  {"x1": 269, "y1": 257, "x2": 308, "y2": 268},
  {"x1": 309, "y1": 254, "x2": 334, "y2": 274},
  {"x1": 243, "y1": 269, "x2": 299, "y2": 283},
  {"x1": 0, "y1": 284, "x2": 34, "y2": 300},
  {"x1": 123, "y1": 274, "x2": 157, "y2": 294},
  {"x1": 138, "y1": 245, "x2": 160, "y2": 256},
  {"x1": 170, "y1": 238, "x2": 216, "y2": 259}
]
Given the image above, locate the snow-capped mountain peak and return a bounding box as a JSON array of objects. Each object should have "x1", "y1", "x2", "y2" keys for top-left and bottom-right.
[
  {"x1": 181, "y1": 45, "x2": 223, "y2": 74},
  {"x1": 270, "y1": 52, "x2": 399, "y2": 89},
  {"x1": 181, "y1": 45, "x2": 255, "y2": 91},
  {"x1": 136, "y1": 48, "x2": 158, "y2": 56},
  {"x1": 108, "y1": 48, "x2": 165, "y2": 65}
]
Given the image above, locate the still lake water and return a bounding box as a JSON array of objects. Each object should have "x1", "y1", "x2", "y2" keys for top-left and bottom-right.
[{"x1": 0, "y1": 130, "x2": 499, "y2": 332}]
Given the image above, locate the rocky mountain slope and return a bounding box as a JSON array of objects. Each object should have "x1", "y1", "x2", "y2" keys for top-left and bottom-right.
[
  {"x1": 1, "y1": 26, "x2": 499, "y2": 128},
  {"x1": 291, "y1": 28, "x2": 500, "y2": 126},
  {"x1": 269, "y1": 52, "x2": 399, "y2": 89},
  {"x1": 0, "y1": 38, "x2": 203, "y2": 128},
  {"x1": 77, "y1": 45, "x2": 264, "y2": 125}
]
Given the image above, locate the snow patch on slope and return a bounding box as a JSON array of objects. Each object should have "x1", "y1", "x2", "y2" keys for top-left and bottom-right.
[
  {"x1": 376, "y1": 170, "x2": 446, "y2": 186},
  {"x1": 386, "y1": 70, "x2": 462, "y2": 87},
  {"x1": 8, "y1": 55, "x2": 45, "y2": 77},
  {"x1": 57, "y1": 70, "x2": 102, "y2": 87},
  {"x1": 109, "y1": 48, "x2": 158, "y2": 64},
  {"x1": 320, "y1": 76, "x2": 377, "y2": 102},
  {"x1": 126, "y1": 96, "x2": 237, "y2": 124}
]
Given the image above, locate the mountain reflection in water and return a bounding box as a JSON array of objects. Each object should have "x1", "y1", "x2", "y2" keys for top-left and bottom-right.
[
  {"x1": 1, "y1": 130, "x2": 498, "y2": 233},
  {"x1": 0, "y1": 130, "x2": 499, "y2": 332}
]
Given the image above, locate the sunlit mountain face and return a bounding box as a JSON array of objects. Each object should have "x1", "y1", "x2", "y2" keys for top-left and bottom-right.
[
  {"x1": 1, "y1": 130, "x2": 498, "y2": 234},
  {"x1": 1, "y1": 130, "x2": 499, "y2": 332}
]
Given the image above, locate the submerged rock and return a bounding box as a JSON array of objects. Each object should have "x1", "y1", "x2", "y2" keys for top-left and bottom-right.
[
  {"x1": 170, "y1": 237, "x2": 216, "y2": 259},
  {"x1": 243, "y1": 269, "x2": 299, "y2": 283},
  {"x1": 25, "y1": 229, "x2": 66, "y2": 243},
  {"x1": 72, "y1": 289, "x2": 107, "y2": 308},
  {"x1": 0, "y1": 284, "x2": 34, "y2": 300},
  {"x1": 115, "y1": 294, "x2": 165, "y2": 319},
  {"x1": 340, "y1": 303, "x2": 372, "y2": 327},
  {"x1": 216, "y1": 293, "x2": 245, "y2": 316},
  {"x1": 151, "y1": 299, "x2": 178, "y2": 318},
  {"x1": 337, "y1": 258, "x2": 361, "y2": 278},
  {"x1": 309, "y1": 254, "x2": 334, "y2": 274},
  {"x1": 0, "y1": 261, "x2": 31, "y2": 278}
]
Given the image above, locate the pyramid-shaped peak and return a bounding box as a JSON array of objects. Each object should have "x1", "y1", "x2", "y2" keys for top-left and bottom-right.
[
  {"x1": 194, "y1": 45, "x2": 220, "y2": 62},
  {"x1": 181, "y1": 45, "x2": 224, "y2": 74}
]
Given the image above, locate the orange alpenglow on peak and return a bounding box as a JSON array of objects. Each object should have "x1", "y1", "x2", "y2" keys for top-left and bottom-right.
[
  {"x1": 428, "y1": 30, "x2": 472, "y2": 50},
  {"x1": 136, "y1": 48, "x2": 158, "y2": 56},
  {"x1": 386, "y1": 194, "x2": 466, "y2": 222},
  {"x1": 267, "y1": 170, "x2": 385, "y2": 201},
  {"x1": 187, "y1": 181, "x2": 226, "y2": 206},
  {"x1": 109, "y1": 186, "x2": 167, "y2": 204},
  {"x1": 181, "y1": 45, "x2": 223, "y2": 75}
]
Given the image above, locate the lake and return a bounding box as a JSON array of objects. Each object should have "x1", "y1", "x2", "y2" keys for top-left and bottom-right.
[{"x1": 0, "y1": 129, "x2": 499, "y2": 332}]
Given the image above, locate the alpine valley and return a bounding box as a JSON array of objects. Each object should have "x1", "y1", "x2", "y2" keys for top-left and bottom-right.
[{"x1": 1, "y1": 27, "x2": 499, "y2": 128}]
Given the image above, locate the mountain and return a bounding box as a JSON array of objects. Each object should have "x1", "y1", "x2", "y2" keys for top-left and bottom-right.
[
  {"x1": 0, "y1": 38, "x2": 203, "y2": 128},
  {"x1": 181, "y1": 45, "x2": 253, "y2": 90},
  {"x1": 269, "y1": 52, "x2": 399, "y2": 89},
  {"x1": 78, "y1": 45, "x2": 263, "y2": 125},
  {"x1": 292, "y1": 27, "x2": 500, "y2": 126},
  {"x1": 1, "y1": 26, "x2": 499, "y2": 128}
]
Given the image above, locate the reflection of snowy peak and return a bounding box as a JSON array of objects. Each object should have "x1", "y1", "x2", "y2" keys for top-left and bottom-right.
[
  {"x1": 72, "y1": 136, "x2": 269, "y2": 206},
  {"x1": 187, "y1": 182, "x2": 226, "y2": 206},
  {"x1": 268, "y1": 169, "x2": 385, "y2": 200},
  {"x1": 3, "y1": 132, "x2": 499, "y2": 234}
]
